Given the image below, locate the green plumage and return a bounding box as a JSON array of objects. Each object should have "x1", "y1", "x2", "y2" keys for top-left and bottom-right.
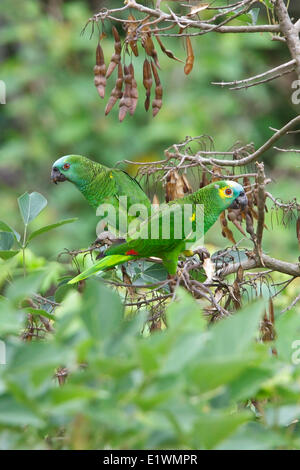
[
  {"x1": 52, "y1": 154, "x2": 151, "y2": 223},
  {"x1": 69, "y1": 180, "x2": 246, "y2": 283}
]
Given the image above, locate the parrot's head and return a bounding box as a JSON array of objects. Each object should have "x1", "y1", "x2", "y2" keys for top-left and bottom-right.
[
  {"x1": 213, "y1": 180, "x2": 248, "y2": 211},
  {"x1": 51, "y1": 155, "x2": 93, "y2": 186}
]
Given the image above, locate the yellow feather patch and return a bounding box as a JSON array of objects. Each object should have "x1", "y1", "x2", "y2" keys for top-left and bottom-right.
[
  {"x1": 189, "y1": 212, "x2": 196, "y2": 222},
  {"x1": 219, "y1": 185, "x2": 233, "y2": 199}
]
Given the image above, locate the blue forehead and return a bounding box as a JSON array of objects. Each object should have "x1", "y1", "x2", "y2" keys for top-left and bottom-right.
[
  {"x1": 53, "y1": 156, "x2": 69, "y2": 168},
  {"x1": 227, "y1": 181, "x2": 244, "y2": 195}
]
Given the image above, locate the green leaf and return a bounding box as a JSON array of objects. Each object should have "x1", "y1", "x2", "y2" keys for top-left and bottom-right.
[
  {"x1": 263, "y1": 0, "x2": 274, "y2": 9},
  {"x1": 9, "y1": 341, "x2": 71, "y2": 372},
  {"x1": 0, "y1": 250, "x2": 20, "y2": 260},
  {"x1": 0, "y1": 395, "x2": 44, "y2": 428},
  {"x1": 51, "y1": 384, "x2": 98, "y2": 404},
  {"x1": 54, "y1": 283, "x2": 74, "y2": 303},
  {"x1": 161, "y1": 332, "x2": 207, "y2": 375},
  {"x1": 265, "y1": 405, "x2": 300, "y2": 427},
  {"x1": 202, "y1": 300, "x2": 265, "y2": 359},
  {"x1": 5, "y1": 272, "x2": 46, "y2": 302},
  {"x1": 275, "y1": 309, "x2": 300, "y2": 362},
  {"x1": 0, "y1": 221, "x2": 21, "y2": 242},
  {"x1": 190, "y1": 357, "x2": 259, "y2": 393},
  {"x1": 0, "y1": 298, "x2": 25, "y2": 335},
  {"x1": 216, "y1": 422, "x2": 283, "y2": 450},
  {"x1": 18, "y1": 192, "x2": 47, "y2": 226},
  {"x1": 166, "y1": 288, "x2": 206, "y2": 333},
  {"x1": 27, "y1": 218, "x2": 77, "y2": 242},
  {"x1": 228, "y1": 366, "x2": 274, "y2": 402},
  {"x1": 236, "y1": 13, "x2": 252, "y2": 24},
  {"x1": 25, "y1": 308, "x2": 55, "y2": 321},
  {"x1": 250, "y1": 8, "x2": 260, "y2": 25},
  {"x1": 81, "y1": 281, "x2": 123, "y2": 341},
  {"x1": 0, "y1": 232, "x2": 14, "y2": 250},
  {"x1": 188, "y1": 301, "x2": 266, "y2": 392},
  {"x1": 194, "y1": 410, "x2": 251, "y2": 449}
]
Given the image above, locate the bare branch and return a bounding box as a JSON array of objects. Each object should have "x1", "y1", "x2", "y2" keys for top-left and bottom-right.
[
  {"x1": 275, "y1": 0, "x2": 300, "y2": 80},
  {"x1": 90, "y1": 1, "x2": 280, "y2": 36},
  {"x1": 212, "y1": 59, "x2": 296, "y2": 90},
  {"x1": 255, "y1": 162, "x2": 266, "y2": 265},
  {"x1": 164, "y1": 115, "x2": 300, "y2": 167},
  {"x1": 219, "y1": 253, "x2": 300, "y2": 278},
  {"x1": 281, "y1": 292, "x2": 300, "y2": 313},
  {"x1": 274, "y1": 147, "x2": 300, "y2": 153}
]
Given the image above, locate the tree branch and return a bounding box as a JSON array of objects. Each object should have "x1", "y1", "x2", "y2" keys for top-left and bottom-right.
[
  {"x1": 219, "y1": 253, "x2": 300, "y2": 278},
  {"x1": 165, "y1": 115, "x2": 300, "y2": 167},
  {"x1": 275, "y1": 0, "x2": 300, "y2": 80},
  {"x1": 255, "y1": 162, "x2": 266, "y2": 265},
  {"x1": 91, "y1": 1, "x2": 281, "y2": 35}
]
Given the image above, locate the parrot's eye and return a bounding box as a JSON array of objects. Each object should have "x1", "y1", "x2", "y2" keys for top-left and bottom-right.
[
  {"x1": 225, "y1": 188, "x2": 233, "y2": 196},
  {"x1": 63, "y1": 163, "x2": 70, "y2": 170}
]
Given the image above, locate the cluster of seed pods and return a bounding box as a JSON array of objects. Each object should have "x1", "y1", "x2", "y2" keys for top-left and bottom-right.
[{"x1": 93, "y1": 17, "x2": 195, "y2": 122}]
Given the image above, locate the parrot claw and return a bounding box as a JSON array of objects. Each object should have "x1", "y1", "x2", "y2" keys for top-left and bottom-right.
[
  {"x1": 193, "y1": 247, "x2": 210, "y2": 262},
  {"x1": 93, "y1": 231, "x2": 119, "y2": 246},
  {"x1": 176, "y1": 268, "x2": 183, "y2": 278}
]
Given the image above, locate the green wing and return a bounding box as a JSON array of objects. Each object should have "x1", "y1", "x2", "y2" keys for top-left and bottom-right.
[{"x1": 112, "y1": 169, "x2": 151, "y2": 210}]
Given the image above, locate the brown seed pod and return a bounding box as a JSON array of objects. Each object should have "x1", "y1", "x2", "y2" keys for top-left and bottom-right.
[
  {"x1": 155, "y1": 34, "x2": 183, "y2": 63},
  {"x1": 94, "y1": 42, "x2": 106, "y2": 99},
  {"x1": 125, "y1": 14, "x2": 139, "y2": 57},
  {"x1": 141, "y1": 26, "x2": 160, "y2": 69},
  {"x1": 166, "y1": 171, "x2": 183, "y2": 202},
  {"x1": 105, "y1": 63, "x2": 123, "y2": 116},
  {"x1": 181, "y1": 173, "x2": 192, "y2": 193},
  {"x1": 151, "y1": 61, "x2": 163, "y2": 117},
  {"x1": 200, "y1": 170, "x2": 208, "y2": 189},
  {"x1": 128, "y1": 63, "x2": 138, "y2": 116},
  {"x1": 297, "y1": 216, "x2": 300, "y2": 248},
  {"x1": 220, "y1": 212, "x2": 236, "y2": 244},
  {"x1": 243, "y1": 176, "x2": 253, "y2": 206},
  {"x1": 187, "y1": 3, "x2": 209, "y2": 16},
  {"x1": 152, "y1": 194, "x2": 160, "y2": 208},
  {"x1": 165, "y1": 171, "x2": 191, "y2": 202},
  {"x1": 227, "y1": 210, "x2": 247, "y2": 236},
  {"x1": 106, "y1": 26, "x2": 121, "y2": 79},
  {"x1": 232, "y1": 266, "x2": 243, "y2": 309},
  {"x1": 119, "y1": 65, "x2": 132, "y2": 122},
  {"x1": 211, "y1": 165, "x2": 221, "y2": 182},
  {"x1": 143, "y1": 59, "x2": 152, "y2": 112},
  {"x1": 184, "y1": 36, "x2": 194, "y2": 75}
]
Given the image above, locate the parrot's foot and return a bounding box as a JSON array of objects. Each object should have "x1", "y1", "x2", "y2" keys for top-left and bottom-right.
[
  {"x1": 168, "y1": 273, "x2": 176, "y2": 293},
  {"x1": 183, "y1": 247, "x2": 210, "y2": 262},
  {"x1": 168, "y1": 268, "x2": 184, "y2": 293},
  {"x1": 92, "y1": 231, "x2": 120, "y2": 247},
  {"x1": 176, "y1": 267, "x2": 184, "y2": 278},
  {"x1": 92, "y1": 232, "x2": 116, "y2": 260},
  {"x1": 192, "y1": 247, "x2": 210, "y2": 262}
]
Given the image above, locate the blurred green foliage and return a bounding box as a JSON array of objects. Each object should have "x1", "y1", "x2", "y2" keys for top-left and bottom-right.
[
  {"x1": 0, "y1": 0, "x2": 300, "y2": 451},
  {"x1": 1, "y1": 283, "x2": 300, "y2": 449}
]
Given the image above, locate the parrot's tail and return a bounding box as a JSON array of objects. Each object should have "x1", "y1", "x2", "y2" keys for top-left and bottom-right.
[{"x1": 68, "y1": 255, "x2": 134, "y2": 284}]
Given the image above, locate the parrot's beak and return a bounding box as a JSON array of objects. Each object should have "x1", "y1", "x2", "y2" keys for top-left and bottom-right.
[
  {"x1": 229, "y1": 191, "x2": 248, "y2": 210},
  {"x1": 51, "y1": 167, "x2": 67, "y2": 184}
]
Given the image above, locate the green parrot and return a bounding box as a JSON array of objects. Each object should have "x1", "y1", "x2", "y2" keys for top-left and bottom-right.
[
  {"x1": 51, "y1": 155, "x2": 151, "y2": 235},
  {"x1": 69, "y1": 180, "x2": 247, "y2": 283}
]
